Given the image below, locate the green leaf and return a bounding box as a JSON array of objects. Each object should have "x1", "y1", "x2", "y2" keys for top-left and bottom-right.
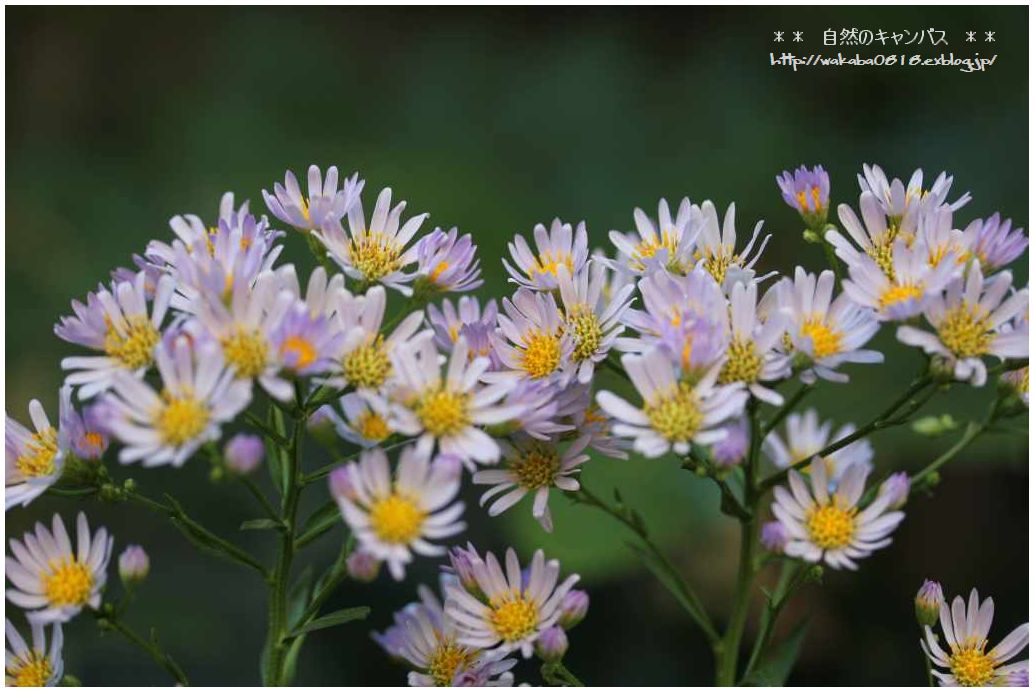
[
  {"x1": 743, "y1": 617, "x2": 810, "y2": 686},
  {"x1": 629, "y1": 543, "x2": 703, "y2": 622},
  {"x1": 287, "y1": 566, "x2": 315, "y2": 629},
  {"x1": 296, "y1": 501, "x2": 342, "y2": 547},
  {"x1": 265, "y1": 406, "x2": 286, "y2": 494},
  {"x1": 240, "y1": 518, "x2": 283, "y2": 531},
  {"x1": 291, "y1": 606, "x2": 370, "y2": 636}
]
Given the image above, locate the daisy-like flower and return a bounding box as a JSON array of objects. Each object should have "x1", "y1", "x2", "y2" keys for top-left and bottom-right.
[
  {"x1": 776, "y1": 164, "x2": 830, "y2": 227},
  {"x1": 692, "y1": 201, "x2": 772, "y2": 289},
  {"x1": 606, "y1": 198, "x2": 699, "y2": 274},
  {"x1": 774, "y1": 267, "x2": 883, "y2": 383},
  {"x1": 564, "y1": 384, "x2": 629, "y2": 459},
  {"x1": 858, "y1": 164, "x2": 971, "y2": 220},
  {"x1": 315, "y1": 186, "x2": 429, "y2": 295},
  {"x1": 6, "y1": 391, "x2": 68, "y2": 511},
  {"x1": 444, "y1": 546, "x2": 580, "y2": 658},
  {"x1": 328, "y1": 392, "x2": 395, "y2": 448},
  {"x1": 375, "y1": 577, "x2": 517, "y2": 687},
  {"x1": 717, "y1": 281, "x2": 791, "y2": 404},
  {"x1": 262, "y1": 164, "x2": 364, "y2": 232},
  {"x1": 387, "y1": 337, "x2": 519, "y2": 467},
  {"x1": 833, "y1": 191, "x2": 920, "y2": 278},
  {"x1": 329, "y1": 285, "x2": 428, "y2": 392},
  {"x1": 330, "y1": 445, "x2": 465, "y2": 580},
  {"x1": 412, "y1": 227, "x2": 483, "y2": 294},
  {"x1": 503, "y1": 219, "x2": 589, "y2": 291},
  {"x1": 59, "y1": 396, "x2": 109, "y2": 462},
  {"x1": 473, "y1": 434, "x2": 591, "y2": 532},
  {"x1": 6, "y1": 512, "x2": 113, "y2": 623},
  {"x1": 763, "y1": 408, "x2": 873, "y2": 486},
  {"x1": 269, "y1": 300, "x2": 346, "y2": 378},
  {"x1": 426, "y1": 296, "x2": 499, "y2": 365},
  {"x1": 916, "y1": 205, "x2": 970, "y2": 271},
  {"x1": 710, "y1": 416, "x2": 750, "y2": 468},
  {"x1": 103, "y1": 336, "x2": 252, "y2": 467},
  {"x1": 557, "y1": 262, "x2": 634, "y2": 383},
  {"x1": 921, "y1": 588, "x2": 1029, "y2": 687},
  {"x1": 498, "y1": 379, "x2": 574, "y2": 441},
  {"x1": 962, "y1": 213, "x2": 1028, "y2": 273},
  {"x1": 4, "y1": 619, "x2": 63, "y2": 687},
  {"x1": 596, "y1": 348, "x2": 748, "y2": 458},
  {"x1": 835, "y1": 239, "x2": 958, "y2": 322},
  {"x1": 770, "y1": 458, "x2": 904, "y2": 569},
  {"x1": 274, "y1": 265, "x2": 348, "y2": 319},
  {"x1": 490, "y1": 288, "x2": 575, "y2": 384},
  {"x1": 897, "y1": 265, "x2": 1029, "y2": 386},
  {"x1": 55, "y1": 271, "x2": 175, "y2": 399}
]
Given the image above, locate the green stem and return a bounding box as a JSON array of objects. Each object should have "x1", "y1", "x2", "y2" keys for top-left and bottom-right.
[
  {"x1": 94, "y1": 611, "x2": 188, "y2": 685},
  {"x1": 762, "y1": 383, "x2": 813, "y2": 436},
  {"x1": 740, "y1": 562, "x2": 807, "y2": 683},
  {"x1": 716, "y1": 518, "x2": 758, "y2": 685},
  {"x1": 910, "y1": 420, "x2": 987, "y2": 487},
  {"x1": 301, "y1": 437, "x2": 409, "y2": 485},
  {"x1": 541, "y1": 661, "x2": 585, "y2": 686},
  {"x1": 821, "y1": 239, "x2": 843, "y2": 284},
  {"x1": 240, "y1": 475, "x2": 280, "y2": 521}
]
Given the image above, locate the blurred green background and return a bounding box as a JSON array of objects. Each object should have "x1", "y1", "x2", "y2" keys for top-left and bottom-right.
[{"x1": 6, "y1": 6, "x2": 1028, "y2": 686}]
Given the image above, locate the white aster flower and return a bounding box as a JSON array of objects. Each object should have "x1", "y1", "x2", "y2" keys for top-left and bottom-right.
[
  {"x1": 833, "y1": 190, "x2": 920, "y2": 278},
  {"x1": 5, "y1": 512, "x2": 113, "y2": 623},
  {"x1": 274, "y1": 264, "x2": 349, "y2": 319},
  {"x1": 557, "y1": 262, "x2": 634, "y2": 383},
  {"x1": 692, "y1": 201, "x2": 772, "y2": 290},
  {"x1": 330, "y1": 445, "x2": 465, "y2": 580},
  {"x1": 763, "y1": 408, "x2": 873, "y2": 486},
  {"x1": 444, "y1": 547, "x2": 579, "y2": 657},
  {"x1": 718, "y1": 280, "x2": 791, "y2": 404},
  {"x1": 474, "y1": 434, "x2": 591, "y2": 532},
  {"x1": 103, "y1": 336, "x2": 252, "y2": 467},
  {"x1": 4, "y1": 618, "x2": 64, "y2": 687},
  {"x1": 503, "y1": 219, "x2": 589, "y2": 291},
  {"x1": 596, "y1": 348, "x2": 748, "y2": 458},
  {"x1": 489, "y1": 288, "x2": 575, "y2": 384},
  {"x1": 262, "y1": 164, "x2": 364, "y2": 232},
  {"x1": 774, "y1": 267, "x2": 883, "y2": 383},
  {"x1": 6, "y1": 390, "x2": 70, "y2": 511},
  {"x1": 328, "y1": 392, "x2": 395, "y2": 448},
  {"x1": 387, "y1": 337, "x2": 519, "y2": 467},
  {"x1": 55, "y1": 271, "x2": 175, "y2": 399},
  {"x1": 770, "y1": 458, "x2": 904, "y2": 570},
  {"x1": 897, "y1": 265, "x2": 1029, "y2": 386},
  {"x1": 921, "y1": 588, "x2": 1029, "y2": 687},
  {"x1": 606, "y1": 197, "x2": 699, "y2": 274},
  {"x1": 857, "y1": 164, "x2": 970, "y2": 221},
  {"x1": 315, "y1": 187, "x2": 428, "y2": 295}
]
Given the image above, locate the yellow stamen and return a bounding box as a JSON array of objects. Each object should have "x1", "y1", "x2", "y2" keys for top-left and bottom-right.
[
  {"x1": 15, "y1": 428, "x2": 58, "y2": 478},
  {"x1": 104, "y1": 315, "x2": 159, "y2": 369},
  {"x1": 348, "y1": 231, "x2": 403, "y2": 281},
  {"x1": 416, "y1": 390, "x2": 470, "y2": 437},
  {"x1": 520, "y1": 331, "x2": 561, "y2": 379},
  {"x1": 222, "y1": 328, "x2": 269, "y2": 378},
  {"x1": 280, "y1": 335, "x2": 317, "y2": 371},
  {"x1": 800, "y1": 318, "x2": 843, "y2": 359},
  {"x1": 343, "y1": 336, "x2": 391, "y2": 389},
  {"x1": 355, "y1": 411, "x2": 391, "y2": 442},
  {"x1": 567, "y1": 305, "x2": 602, "y2": 362},
  {"x1": 530, "y1": 251, "x2": 574, "y2": 279},
  {"x1": 718, "y1": 339, "x2": 763, "y2": 384},
  {"x1": 488, "y1": 595, "x2": 538, "y2": 643},
  {"x1": 510, "y1": 444, "x2": 560, "y2": 489},
  {"x1": 937, "y1": 303, "x2": 992, "y2": 358},
  {"x1": 42, "y1": 558, "x2": 93, "y2": 608},
  {"x1": 6, "y1": 651, "x2": 53, "y2": 687},
  {"x1": 694, "y1": 246, "x2": 740, "y2": 285},
  {"x1": 369, "y1": 494, "x2": 425, "y2": 544},
  {"x1": 878, "y1": 284, "x2": 924, "y2": 312},
  {"x1": 645, "y1": 382, "x2": 703, "y2": 442},
  {"x1": 154, "y1": 394, "x2": 209, "y2": 446},
  {"x1": 949, "y1": 645, "x2": 996, "y2": 687},
  {"x1": 805, "y1": 503, "x2": 856, "y2": 549},
  {"x1": 427, "y1": 639, "x2": 477, "y2": 686}
]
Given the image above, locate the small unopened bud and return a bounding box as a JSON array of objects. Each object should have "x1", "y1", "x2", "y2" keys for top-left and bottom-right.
[
  {"x1": 711, "y1": 418, "x2": 749, "y2": 468},
  {"x1": 328, "y1": 466, "x2": 356, "y2": 501},
  {"x1": 447, "y1": 544, "x2": 481, "y2": 594},
  {"x1": 805, "y1": 564, "x2": 824, "y2": 584},
  {"x1": 880, "y1": 472, "x2": 911, "y2": 510},
  {"x1": 760, "y1": 521, "x2": 789, "y2": 553},
  {"x1": 118, "y1": 545, "x2": 150, "y2": 584},
  {"x1": 912, "y1": 414, "x2": 958, "y2": 437},
  {"x1": 558, "y1": 590, "x2": 589, "y2": 629},
  {"x1": 915, "y1": 579, "x2": 944, "y2": 627},
  {"x1": 346, "y1": 550, "x2": 381, "y2": 583},
  {"x1": 535, "y1": 625, "x2": 568, "y2": 662},
  {"x1": 224, "y1": 434, "x2": 264, "y2": 474}
]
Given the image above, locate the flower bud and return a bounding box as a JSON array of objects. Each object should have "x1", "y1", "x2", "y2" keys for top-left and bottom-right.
[
  {"x1": 118, "y1": 545, "x2": 150, "y2": 585},
  {"x1": 223, "y1": 433, "x2": 264, "y2": 475},
  {"x1": 535, "y1": 626, "x2": 568, "y2": 662},
  {"x1": 880, "y1": 472, "x2": 911, "y2": 510},
  {"x1": 447, "y1": 544, "x2": 481, "y2": 594},
  {"x1": 328, "y1": 466, "x2": 357, "y2": 501},
  {"x1": 760, "y1": 521, "x2": 789, "y2": 553},
  {"x1": 346, "y1": 550, "x2": 381, "y2": 583},
  {"x1": 711, "y1": 417, "x2": 749, "y2": 468},
  {"x1": 915, "y1": 579, "x2": 944, "y2": 627},
  {"x1": 558, "y1": 590, "x2": 589, "y2": 630}
]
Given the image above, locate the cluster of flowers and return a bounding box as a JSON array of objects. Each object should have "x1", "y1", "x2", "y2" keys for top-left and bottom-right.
[{"x1": 4, "y1": 160, "x2": 1028, "y2": 685}]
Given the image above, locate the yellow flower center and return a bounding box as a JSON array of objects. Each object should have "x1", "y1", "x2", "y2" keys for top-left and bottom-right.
[
  {"x1": 510, "y1": 445, "x2": 560, "y2": 489},
  {"x1": 416, "y1": 390, "x2": 470, "y2": 437},
  {"x1": 426, "y1": 639, "x2": 477, "y2": 687},
  {"x1": 81, "y1": 432, "x2": 106, "y2": 457},
  {"x1": 800, "y1": 317, "x2": 843, "y2": 359},
  {"x1": 42, "y1": 558, "x2": 93, "y2": 608},
  {"x1": 645, "y1": 382, "x2": 703, "y2": 442},
  {"x1": 280, "y1": 335, "x2": 317, "y2": 371},
  {"x1": 104, "y1": 315, "x2": 159, "y2": 369},
  {"x1": 343, "y1": 336, "x2": 391, "y2": 389},
  {"x1": 488, "y1": 595, "x2": 539, "y2": 643},
  {"x1": 633, "y1": 230, "x2": 683, "y2": 271},
  {"x1": 7, "y1": 652, "x2": 53, "y2": 687},
  {"x1": 222, "y1": 328, "x2": 269, "y2": 378},
  {"x1": 878, "y1": 284, "x2": 924, "y2": 311},
  {"x1": 348, "y1": 231, "x2": 403, "y2": 281},
  {"x1": 429, "y1": 261, "x2": 450, "y2": 282},
  {"x1": 805, "y1": 503, "x2": 856, "y2": 550},
  {"x1": 15, "y1": 427, "x2": 58, "y2": 478},
  {"x1": 530, "y1": 251, "x2": 573, "y2": 279},
  {"x1": 937, "y1": 303, "x2": 992, "y2": 358},
  {"x1": 949, "y1": 645, "x2": 995, "y2": 687},
  {"x1": 369, "y1": 493, "x2": 425, "y2": 544},
  {"x1": 355, "y1": 411, "x2": 391, "y2": 442},
  {"x1": 520, "y1": 331, "x2": 561, "y2": 379},
  {"x1": 795, "y1": 186, "x2": 825, "y2": 212},
  {"x1": 718, "y1": 339, "x2": 763, "y2": 384},
  {"x1": 155, "y1": 394, "x2": 209, "y2": 446},
  {"x1": 866, "y1": 236, "x2": 897, "y2": 279},
  {"x1": 567, "y1": 305, "x2": 603, "y2": 362},
  {"x1": 694, "y1": 246, "x2": 739, "y2": 285}
]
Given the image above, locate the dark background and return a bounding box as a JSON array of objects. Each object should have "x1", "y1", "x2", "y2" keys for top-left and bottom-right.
[{"x1": 6, "y1": 6, "x2": 1028, "y2": 686}]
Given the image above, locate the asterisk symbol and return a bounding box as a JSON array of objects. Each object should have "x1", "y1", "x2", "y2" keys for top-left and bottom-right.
[
  {"x1": 985, "y1": 31, "x2": 995, "y2": 42},
  {"x1": 966, "y1": 31, "x2": 976, "y2": 42},
  {"x1": 793, "y1": 31, "x2": 803, "y2": 42},
  {"x1": 774, "y1": 31, "x2": 784, "y2": 42}
]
